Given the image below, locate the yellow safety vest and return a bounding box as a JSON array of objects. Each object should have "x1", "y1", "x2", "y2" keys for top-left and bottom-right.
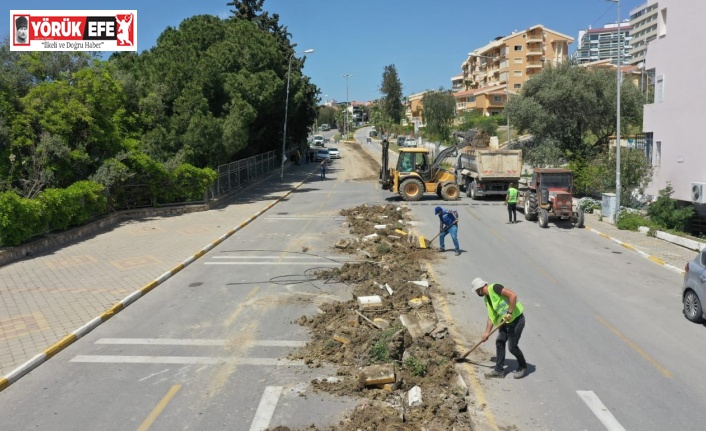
[
  {"x1": 485, "y1": 283, "x2": 524, "y2": 326},
  {"x1": 507, "y1": 187, "x2": 518, "y2": 204}
]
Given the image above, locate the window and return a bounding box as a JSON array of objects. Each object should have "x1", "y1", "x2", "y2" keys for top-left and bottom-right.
[
  {"x1": 514, "y1": 45, "x2": 523, "y2": 51},
  {"x1": 493, "y1": 95, "x2": 503, "y2": 103},
  {"x1": 644, "y1": 132, "x2": 653, "y2": 165},
  {"x1": 467, "y1": 95, "x2": 476, "y2": 102},
  {"x1": 656, "y1": 74, "x2": 664, "y2": 103},
  {"x1": 514, "y1": 57, "x2": 523, "y2": 64},
  {"x1": 655, "y1": 141, "x2": 661, "y2": 166},
  {"x1": 514, "y1": 83, "x2": 522, "y2": 89},
  {"x1": 513, "y1": 70, "x2": 523, "y2": 77}
]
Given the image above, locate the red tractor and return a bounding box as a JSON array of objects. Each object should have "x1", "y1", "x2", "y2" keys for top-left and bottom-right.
[{"x1": 517, "y1": 168, "x2": 584, "y2": 228}]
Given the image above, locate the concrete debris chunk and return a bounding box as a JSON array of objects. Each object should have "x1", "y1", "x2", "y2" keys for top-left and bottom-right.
[
  {"x1": 335, "y1": 239, "x2": 351, "y2": 249},
  {"x1": 373, "y1": 318, "x2": 390, "y2": 329},
  {"x1": 362, "y1": 364, "x2": 396, "y2": 386},
  {"x1": 362, "y1": 233, "x2": 379, "y2": 242},
  {"x1": 395, "y1": 229, "x2": 408, "y2": 236},
  {"x1": 333, "y1": 334, "x2": 351, "y2": 345},
  {"x1": 419, "y1": 318, "x2": 436, "y2": 335},
  {"x1": 357, "y1": 295, "x2": 382, "y2": 310},
  {"x1": 408, "y1": 296, "x2": 431, "y2": 309},
  {"x1": 387, "y1": 235, "x2": 401, "y2": 241},
  {"x1": 407, "y1": 385, "x2": 423, "y2": 408},
  {"x1": 450, "y1": 374, "x2": 469, "y2": 396},
  {"x1": 430, "y1": 325, "x2": 449, "y2": 339},
  {"x1": 374, "y1": 224, "x2": 387, "y2": 230},
  {"x1": 399, "y1": 313, "x2": 424, "y2": 339},
  {"x1": 409, "y1": 280, "x2": 430, "y2": 288}
]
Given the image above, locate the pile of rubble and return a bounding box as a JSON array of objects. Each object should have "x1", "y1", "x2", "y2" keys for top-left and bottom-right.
[{"x1": 283, "y1": 204, "x2": 473, "y2": 431}]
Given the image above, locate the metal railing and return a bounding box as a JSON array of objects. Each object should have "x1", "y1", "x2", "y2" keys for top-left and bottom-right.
[{"x1": 206, "y1": 151, "x2": 277, "y2": 200}]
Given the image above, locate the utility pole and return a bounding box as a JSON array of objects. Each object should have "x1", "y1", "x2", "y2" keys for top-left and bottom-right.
[{"x1": 342, "y1": 74, "x2": 353, "y2": 139}]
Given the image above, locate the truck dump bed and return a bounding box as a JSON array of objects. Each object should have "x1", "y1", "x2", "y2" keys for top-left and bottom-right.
[{"x1": 457, "y1": 149, "x2": 522, "y2": 180}]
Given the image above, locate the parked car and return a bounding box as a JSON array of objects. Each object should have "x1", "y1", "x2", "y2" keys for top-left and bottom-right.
[
  {"x1": 313, "y1": 135, "x2": 325, "y2": 147},
  {"x1": 403, "y1": 138, "x2": 417, "y2": 148},
  {"x1": 683, "y1": 248, "x2": 706, "y2": 323},
  {"x1": 397, "y1": 136, "x2": 406, "y2": 146},
  {"x1": 314, "y1": 148, "x2": 331, "y2": 162},
  {"x1": 327, "y1": 147, "x2": 340, "y2": 159},
  {"x1": 320, "y1": 124, "x2": 330, "y2": 131}
]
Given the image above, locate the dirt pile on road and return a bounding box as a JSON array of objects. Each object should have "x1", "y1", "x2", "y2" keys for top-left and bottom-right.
[{"x1": 283, "y1": 204, "x2": 473, "y2": 431}]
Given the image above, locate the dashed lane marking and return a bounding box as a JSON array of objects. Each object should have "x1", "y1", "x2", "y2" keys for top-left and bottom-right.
[
  {"x1": 137, "y1": 384, "x2": 181, "y2": 431},
  {"x1": 94, "y1": 338, "x2": 307, "y2": 347},
  {"x1": 69, "y1": 355, "x2": 305, "y2": 366},
  {"x1": 249, "y1": 386, "x2": 283, "y2": 431},
  {"x1": 577, "y1": 390, "x2": 626, "y2": 431}
]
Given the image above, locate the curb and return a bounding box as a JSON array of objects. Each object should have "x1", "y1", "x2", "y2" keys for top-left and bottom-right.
[
  {"x1": 585, "y1": 225, "x2": 685, "y2": 276},
  {"x1": 0, "y1": 171, "x2": 314, "y2": 393}
]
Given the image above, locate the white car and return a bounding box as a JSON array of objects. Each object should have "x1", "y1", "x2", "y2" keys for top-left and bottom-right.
[
  {"x1": 314, "y1": 148, "x2": 331, "y2": 162},
  {"x1": 403, "y1": 138, "x2": 417, "y2": 148},
  {"x1": 327, "y1": 147, "x2": 341, "y2": 159},
  {"x1": 313, "y1": 135, "x2": 325, "y2": 147}
]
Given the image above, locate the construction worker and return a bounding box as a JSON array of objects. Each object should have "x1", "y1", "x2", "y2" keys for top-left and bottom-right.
[
  {"x1": 471, "y1": 277, "x2": 527, "y2": 379},
  {"x1": 434, "y1": 207, "x2": 460, "y2": 256},
  {"x1": 506, "y1": 182, "x2": 518, "y2": 223}
]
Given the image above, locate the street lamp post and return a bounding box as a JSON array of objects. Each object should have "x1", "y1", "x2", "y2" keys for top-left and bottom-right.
[
  {"x1": 342, "y1": 74, "x2": 353, "y2": 139},
  {"x1": 469, "y1": 53, "x2": 510, "y2": 145},
  {"x1": 281, "y1": 49, "x2": 314, "y2": 182},
  {"x1": 608, "y1": 0, "x2": 622, "y2": 220}
]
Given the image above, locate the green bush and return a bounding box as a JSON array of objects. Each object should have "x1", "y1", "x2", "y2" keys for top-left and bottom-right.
[
  {"x1": 65, "y1": 181, "x2": 107, "y2": 224},
  {"x1": 169, "y1": 164, "x2": 217, "y2": 202},
  {"x1": 39, "y1": 188, "x2": 77, "y2": 231},
  {"x1": 0, "y1": 191, "x2": 44, "y2": 246},
  {"x1": 647, "y1": 184, "x2": 694, "y2": 232},
  {"x1": 616, "y1": 210, "x2": 653, "y2": 231}
]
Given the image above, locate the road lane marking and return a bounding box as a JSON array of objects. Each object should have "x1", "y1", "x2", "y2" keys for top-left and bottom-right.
[
  {"x1": 576, "y1": 391, "x2": 626, "y2": 431},
  {"x1": 249, "y1": 386, "x2": 283, "y2": 431},
  {"x1": 596, "y1": 316, "x2": 672, "y2": 378},
  {"x1": 69, "y1": 356, "x2": 305, "y2": 366},
  {"x1": 137, "y1": 384, "x2": 181, "y2": 431},
  {"x1": 204, "y1": 261, "x2": 344, "y2": 265},
  {"x1": 525, "y1": 257, "x2": 558, "y2": 285},
  {"x1": 95, "y1": 338, "x2": 306, "y2": 347}
]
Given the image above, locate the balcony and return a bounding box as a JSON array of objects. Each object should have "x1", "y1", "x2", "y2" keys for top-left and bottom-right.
[
  {"x1": 526, "y1": 35, "x2": 543, "y2": 44},
  {"x1": 526, "y1": 48, "x2": 543, "y2": 56},
  {"x1": 526, "y1": 61, "x2": 543, "y2": 69}
]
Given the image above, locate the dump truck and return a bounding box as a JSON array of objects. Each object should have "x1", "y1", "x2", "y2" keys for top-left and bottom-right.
[
  {"x1": 454, "y1": 149, "x2": 523, "y2": 200},
  {"x1": 517, "y1": 168, "x2": 584, "y2": 228}
]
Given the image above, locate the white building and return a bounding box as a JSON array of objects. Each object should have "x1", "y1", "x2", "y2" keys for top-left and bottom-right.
[
  {"x1": 573, "y1": 22, "x2": 632, "y2": 65},
  {"x1": 629, "y1": 0, "x2": 660, "y2": 66},
  {"x1": 642, "y1": 0, "x2": 706, "y2": 213}
]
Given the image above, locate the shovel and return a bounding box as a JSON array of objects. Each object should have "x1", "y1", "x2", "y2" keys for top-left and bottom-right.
[
  {"x1": 455, "y1": 321, "x2": 505, "y2": 362},
  {"x1": 419, "y1": 221, "x2": 457, "y2": 249}
]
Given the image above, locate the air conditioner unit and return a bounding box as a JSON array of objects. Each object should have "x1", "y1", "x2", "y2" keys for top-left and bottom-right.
[{"x1": 692, "y1": 182, "x2": 706, "y2": 204}]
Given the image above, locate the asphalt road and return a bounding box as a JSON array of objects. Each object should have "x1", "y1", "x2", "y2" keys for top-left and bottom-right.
[{"x1": 1, "y1": 126, "x2": 704, "y2": 430}]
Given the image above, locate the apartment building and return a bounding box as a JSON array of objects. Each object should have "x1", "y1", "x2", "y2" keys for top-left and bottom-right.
[
  {"x1": 629, "y1": 0, "x2": 660, "y2": 66},
  {"x1": 404, "y1": 91, "x2": 428, "y2": 126},
  {"x1": 455, "y1": 25, "x2": 573, "y2": 117},
  {"x1": 573, "y1": 22, "x2": 632, "y2": 65},
  {"x1": 642, "y1": 0, "x2": 706, "y2": 212}
]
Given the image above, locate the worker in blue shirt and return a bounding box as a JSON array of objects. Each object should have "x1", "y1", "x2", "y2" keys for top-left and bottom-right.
[{"x1": 434, "y1": 206, "x2": 460, "y2": 256}]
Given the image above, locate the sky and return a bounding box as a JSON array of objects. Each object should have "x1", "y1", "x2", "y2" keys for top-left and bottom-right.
[{"x1": 3, "y1": 0, "x2": 647, "y2": 103}]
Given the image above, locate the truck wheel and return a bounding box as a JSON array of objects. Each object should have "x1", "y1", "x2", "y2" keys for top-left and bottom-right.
[
  {"x1": 470, "y1": 184, "x2": 480, "y2": 200},
  {"x1": 466, "y1": 179, "x2": 473, "y2": 198},
  {"x1": 524, "y1": 193, "x2": 538, "y2": 221},
  {"x1": 538, "y1": 208, "x2": 549, "y2": 228},
  {"x1": 400, "y1": 178, "x2": 424, "y2": 201},
  {"x1": 574, "y1": 209, "x2": 585, "y2": 228},
  {"x1": 441, "y1": 183, "x2": 460, "y2": 201}
]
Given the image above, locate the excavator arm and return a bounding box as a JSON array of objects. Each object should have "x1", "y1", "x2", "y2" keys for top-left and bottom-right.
[{"x1": 429, "y1": 130, "x2": 477, "y2": 173}]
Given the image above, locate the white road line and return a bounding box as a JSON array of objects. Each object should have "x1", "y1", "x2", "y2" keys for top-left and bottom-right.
[
  {"x1": 95, "y1": 338, "x2": 307, "y2": 347},
  {"x1": 577, "y1": 390, "x2": 626, "y2": 431},
  {"x1": 249, "y1": 386, "x2": 283, "y2": 431},
  {"x1": 204, "y1": 262, "x2": 343, "y2": 265},
  {"x1": 69, "y1": 355, "x2": 305, "y2": 366},
  {"x1": 212, "y1": 256, "x2": 351, "y2": 260}
]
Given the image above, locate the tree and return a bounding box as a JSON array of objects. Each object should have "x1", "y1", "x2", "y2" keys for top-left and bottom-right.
[
  {"x1": 647, "y1": 184, "x2": 694, "y2": 231},
  {"x1": 505, "y1": 63, "x2": 644, "y2": 158},
  {"x1": 379, "y1": 65, "x2": 404, "y2": 128},
  {"x1": 421, "y1": 89, "x2": 456, "y2": 143}
]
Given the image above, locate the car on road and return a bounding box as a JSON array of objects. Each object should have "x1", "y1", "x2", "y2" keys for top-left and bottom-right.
[
  {"x1": 314, "y1": 148, "x2": 331, "y2": 162},
  {"x1": 403, "y1": 138, "x2": 417, "y2": 148},
  {"x1": 397, "y1": 136, "x2": 406, "y2": 146},
  {"x1": 320, "y1": 124, "x2": 330, "y2": 131},
  {"x1": 313, "y1": 135, "x2": 325, "y2": 147},
  {"x1": 683, "y1": 248, "x2": 706, "y2": 323},
  {"x1": 327, "y1": 147, "x2": 340, "y2": 159}
]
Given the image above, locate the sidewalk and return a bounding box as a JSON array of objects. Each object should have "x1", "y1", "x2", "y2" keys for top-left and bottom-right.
[
  {"x1": 0, "y1": 156, "x2": 698, "y2": 390},
  {"x1": 0, "y1": 161, "x2": 320, "y2": 388}
]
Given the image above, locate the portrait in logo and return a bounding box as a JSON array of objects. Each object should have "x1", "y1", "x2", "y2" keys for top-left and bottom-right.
[
  {"x1": 14, "y1": 15, "x2": 29, "y2": 45},
  {"x1": 115, "y1": 13, "x2": 134, "y2": 46}
]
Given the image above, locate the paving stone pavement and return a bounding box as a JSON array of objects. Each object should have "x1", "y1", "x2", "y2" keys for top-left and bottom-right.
[{"x1": 0, "y1": 160, "x2": 701, "y2": 382}]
